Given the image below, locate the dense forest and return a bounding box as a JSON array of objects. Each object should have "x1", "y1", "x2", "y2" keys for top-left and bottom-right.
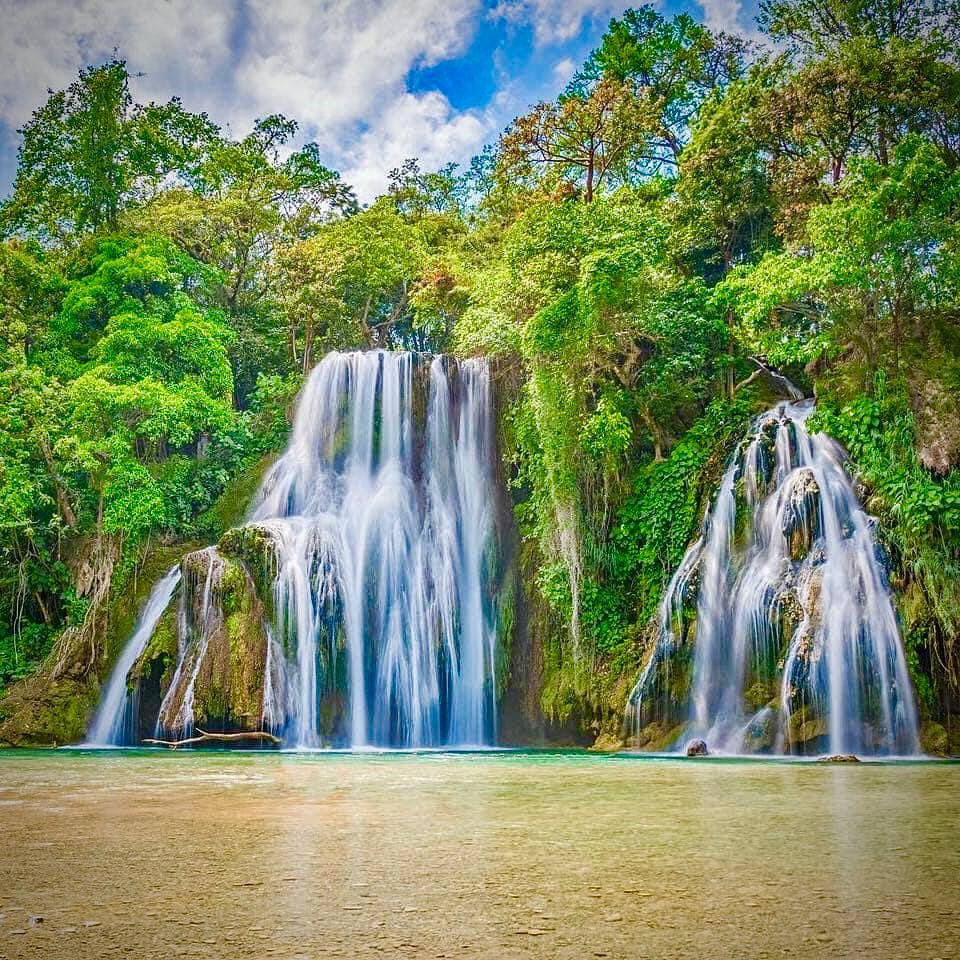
[{"x1": 1, "y1": 0, "x2": 959, "y2": 751}]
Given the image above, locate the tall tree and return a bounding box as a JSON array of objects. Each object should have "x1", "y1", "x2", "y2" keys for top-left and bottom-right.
[
  {"x1": 577, "y1": 6, "x2": 748, "y2": 171},
  {"x1": 1, "y1": 60, "x2": 218, "y2": 243},
  {"x1": 499, "y1": 77, "x2": 657, "y2": 202}
]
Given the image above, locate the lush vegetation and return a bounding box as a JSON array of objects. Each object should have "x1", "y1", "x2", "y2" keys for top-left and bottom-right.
[{"x1": 1, "y1": 0, "x2": 959, "y2": 742}]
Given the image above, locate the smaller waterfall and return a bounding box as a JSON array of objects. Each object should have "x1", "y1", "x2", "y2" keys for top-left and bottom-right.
[
  {"x1": 87, "y1": 567, "x2": 181, "y2": 746},
  {"x1": 628, "y1": 401, "x2": 921, "y2": 757}
]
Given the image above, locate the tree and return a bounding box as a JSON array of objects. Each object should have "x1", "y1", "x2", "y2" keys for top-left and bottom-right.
[
  {"x1": 127, "y1": 115, "x2": 357, "y2": 398},
  {"x1": 1, "y1": 60, "x2": 218, "y2": 243},
  {"x1": 758, "y1": 0, "x2": 960, "y2": 53},
  {"x1": 718, "y1": 136, "x2": 960, "y2": 375},
  {"x1": 675, "y1": 76, "x2": 773, "y2": 273},
  {"x1": 276, "y1": 201, "x2": 427, "y2": 369},
  {"x1": 388, "y1": 159, "x2": 465, "y2": 219},
  {"x1": 0, "y1": 241, "x2": 63, "y2": 357},
  {"x1": 752, "y1": 0, "x2": 960, "y2": 219},
  {"x1": 499, "y1": 77, "x2": 658, "y2": 202},
  {"x1": 577, "y1": 6, "x2": 749, "y2": 170}
]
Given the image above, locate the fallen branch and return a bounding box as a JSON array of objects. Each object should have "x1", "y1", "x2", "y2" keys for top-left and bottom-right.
[{"x1": 143, "y1": 728, "x2": 281, "y2": 749}]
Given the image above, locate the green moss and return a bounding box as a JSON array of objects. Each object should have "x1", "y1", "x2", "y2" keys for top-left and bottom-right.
[
  {"x1": 0, "y1": 676, "x2": 99, "y2": 746},
  {"x1": 633, "y1": 720, "x2": 687, "y2": 751},
  {"x1": 920, "y1": 720, "x2": 949, "y2": 756},
  {"x1": 185, "y1": 559, "x2": 269, "y2": 731},
  {"x1": 131, "y1": 607, "x2": 179, "y2": 689},
  {"x1": 194, "y1": 453, "x2": 277, "y2": 542},
  {"x1": 744, "y1": 680, "x2": 778, "y2": 711},
  {"x1": 218, "y1": 525, "x2": 279, "y2": 619}
]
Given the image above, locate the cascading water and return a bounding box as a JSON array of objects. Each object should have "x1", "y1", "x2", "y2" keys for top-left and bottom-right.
[
  {"x1": 628, "y1": 400, "x2": 921, "y2": 757},
  {"x1": 252, "y1": 350, "x2": 499, "y2": 748},
  {"x1": 86, "y1": 566, "x2": 181, "y2": 746}
]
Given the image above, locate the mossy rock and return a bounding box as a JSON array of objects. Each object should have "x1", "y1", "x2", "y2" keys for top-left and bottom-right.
[
  {"x1": 590, "y1": 731, "x2": 625, "y2": 752},
  {"x1": 131, "y1": 606, "x2": 179, "y2": 691},
  {"x1": 920, "y1": 721, "x2": 949, "y2": 756},
  {"x1": 783, "y1": 468, "x2": 820, "y2": 561},
  {"x1": 946, "y1": 717, "x2": 960, "y2": 757},
  {"x1": 195, "y1": 453, "x2": 277, "y2": 541},
  {"x1": 218, "y1": 524, "x2": 279, "y2": 617},
  {"x1": 789, "y1": 704, "x2": 828, "y2": 744},
  {"x1": 0, "y1": 676, "x2": 99, "y2": 746},
  {"x1": 744, "y1": 680, "x2": 779, "y2": 711},
  {"x1": 632, "y1": 719, "x2": 687, "y2": 752},
  {"x1": 742, "y1": 708, "x2": 779, "y2": 753},
  {"x1": 101, "y1": 542, "x2": 196, "y2": 675},
  {"x1": 168, "y1": 556, "x2": 270, "y2": 733}
]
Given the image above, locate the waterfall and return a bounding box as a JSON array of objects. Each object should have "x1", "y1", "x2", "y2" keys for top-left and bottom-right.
[
  {"x1": 251, "y1": 350, "x2": 499, "y2": 748},
  {"x1": 628, "y1": 400, "x2": 921, "y2": 757},
  {"x1": 87, "y1": 351, "x2": 500, "y2": 750},
  {"x1": 86, "y1": 566, "x2": 181, "y2": 746}
]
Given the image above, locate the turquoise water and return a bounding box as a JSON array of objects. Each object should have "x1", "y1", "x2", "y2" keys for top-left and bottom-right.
[{"x1": 0, "y1": 750, "x2": 957, "y2": 959}]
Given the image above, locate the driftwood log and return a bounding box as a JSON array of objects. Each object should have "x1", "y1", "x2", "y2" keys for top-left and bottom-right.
[{"x1": 143, "y1": 729, "x2": 281, "y2": 749}]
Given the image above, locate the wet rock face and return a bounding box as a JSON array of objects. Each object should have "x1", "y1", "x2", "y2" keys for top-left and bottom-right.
[
  {"x1": 741, "y1": 708, "x2": 778, "y2": 753},
  {"x1": 920, "y1": 721, "x2": 949, "y2": 756},
  {"x1": 151, "y1": 549, "x2": 271, "y2": 736},
  {"x1": 631, "y1": 720, "x2": 687, "y2": 752},
  {"x1": 911, "y1": 375, "x2": 960, "y2": 476},
  {"x1": 218, "y1": 524, "x2": 280, "y2": 620},
  {"x1": 782, "y1": 468, "x2": 821, "y2": 561},
  {"x1": 686, "y1": 738, "x2": 709, "y2": 757}
]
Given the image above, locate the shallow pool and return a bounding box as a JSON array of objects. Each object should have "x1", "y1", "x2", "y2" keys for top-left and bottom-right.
[{"x1": 0, "y1": 750, "x2": 956, "y2": 959}]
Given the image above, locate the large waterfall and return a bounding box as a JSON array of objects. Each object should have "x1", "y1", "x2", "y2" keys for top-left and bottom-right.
[
  {"x1": 87, "y1": 351, "x2": 501, "y2": 749},
  {"x1": 250, "y1": 350, "x2": 499, "y2": 748},
  {"x1": 628, "y1": 401, "x2": 921, "y2": 757}
]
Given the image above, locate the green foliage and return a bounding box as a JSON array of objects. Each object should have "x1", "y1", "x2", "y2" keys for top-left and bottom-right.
[
  {"x1": 719, "y1": 136, "x2": 960, "y2": 368},
  {"x1": 3, "y1": 3, "x2": 960, "y2": 735},
  {"x1": 811, "y1": 373, "x2": 960, "y2": 698},
  {"x1": 2, "y1": 60, "x2": 218, "y2": 242},
  {"x1": 611, "y1": 395, "x2": 758, "y2": 625}
]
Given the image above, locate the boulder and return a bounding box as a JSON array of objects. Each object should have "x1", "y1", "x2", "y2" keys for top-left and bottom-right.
[{"x1": 686, "y1": 738, "x2": 709, "y2": 757}]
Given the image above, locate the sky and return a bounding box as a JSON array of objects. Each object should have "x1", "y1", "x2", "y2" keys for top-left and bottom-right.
[{"x1": 0, "y1": 0, "x2": 763, "y2": 203}]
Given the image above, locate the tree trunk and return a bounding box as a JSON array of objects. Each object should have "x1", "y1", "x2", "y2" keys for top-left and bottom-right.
[
  {"x1": 302, "y1": 315, "x2": 314, "y2": 375},
  {"x1": 38, "y1": 435, "x2": 77, "y2": 529},
  {"x1": 143, "y1": 729, "x2": 282, "y2": 749}
]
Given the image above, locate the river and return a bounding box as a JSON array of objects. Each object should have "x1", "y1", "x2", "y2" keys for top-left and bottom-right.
[{"x1": 0, "y1": 750, "x2": 957, "y2": 959}]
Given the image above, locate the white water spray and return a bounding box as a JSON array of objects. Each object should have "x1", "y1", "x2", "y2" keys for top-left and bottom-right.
[{"x1": 252, "y1": 350, "x2": 499, "y2": 748}]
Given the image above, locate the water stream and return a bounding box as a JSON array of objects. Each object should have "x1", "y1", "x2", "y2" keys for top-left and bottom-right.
[{"x1": 86, "y1": 567, "x2": 181, "y2": 746}]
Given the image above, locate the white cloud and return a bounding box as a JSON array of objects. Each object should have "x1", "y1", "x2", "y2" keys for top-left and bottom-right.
[
  {"x1": 234, "y1": 0, "x2": 480, "y2": 134},
  {"x1": 0, "y1": 0, "x2": 491, "y2": 201},
  {"x1": 552, "y1": 57, "x2": 576, "y2": 84},
  {"x1": 490, "y1": 0, "x2": 623, "y2": 46},
  {"x1": 0, "y1": 0, "x2": 235, "y2": 125},
  {"x1": 695, "y1": 0, "x2": 765, "y2": 40},
  {"x1": 343, "y1": 91, "x2": 491, "y2": 199}
]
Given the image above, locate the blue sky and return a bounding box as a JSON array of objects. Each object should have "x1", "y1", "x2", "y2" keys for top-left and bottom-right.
[{"x1": 0, "y1": 0, "x2": 762, "y2": 202}]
